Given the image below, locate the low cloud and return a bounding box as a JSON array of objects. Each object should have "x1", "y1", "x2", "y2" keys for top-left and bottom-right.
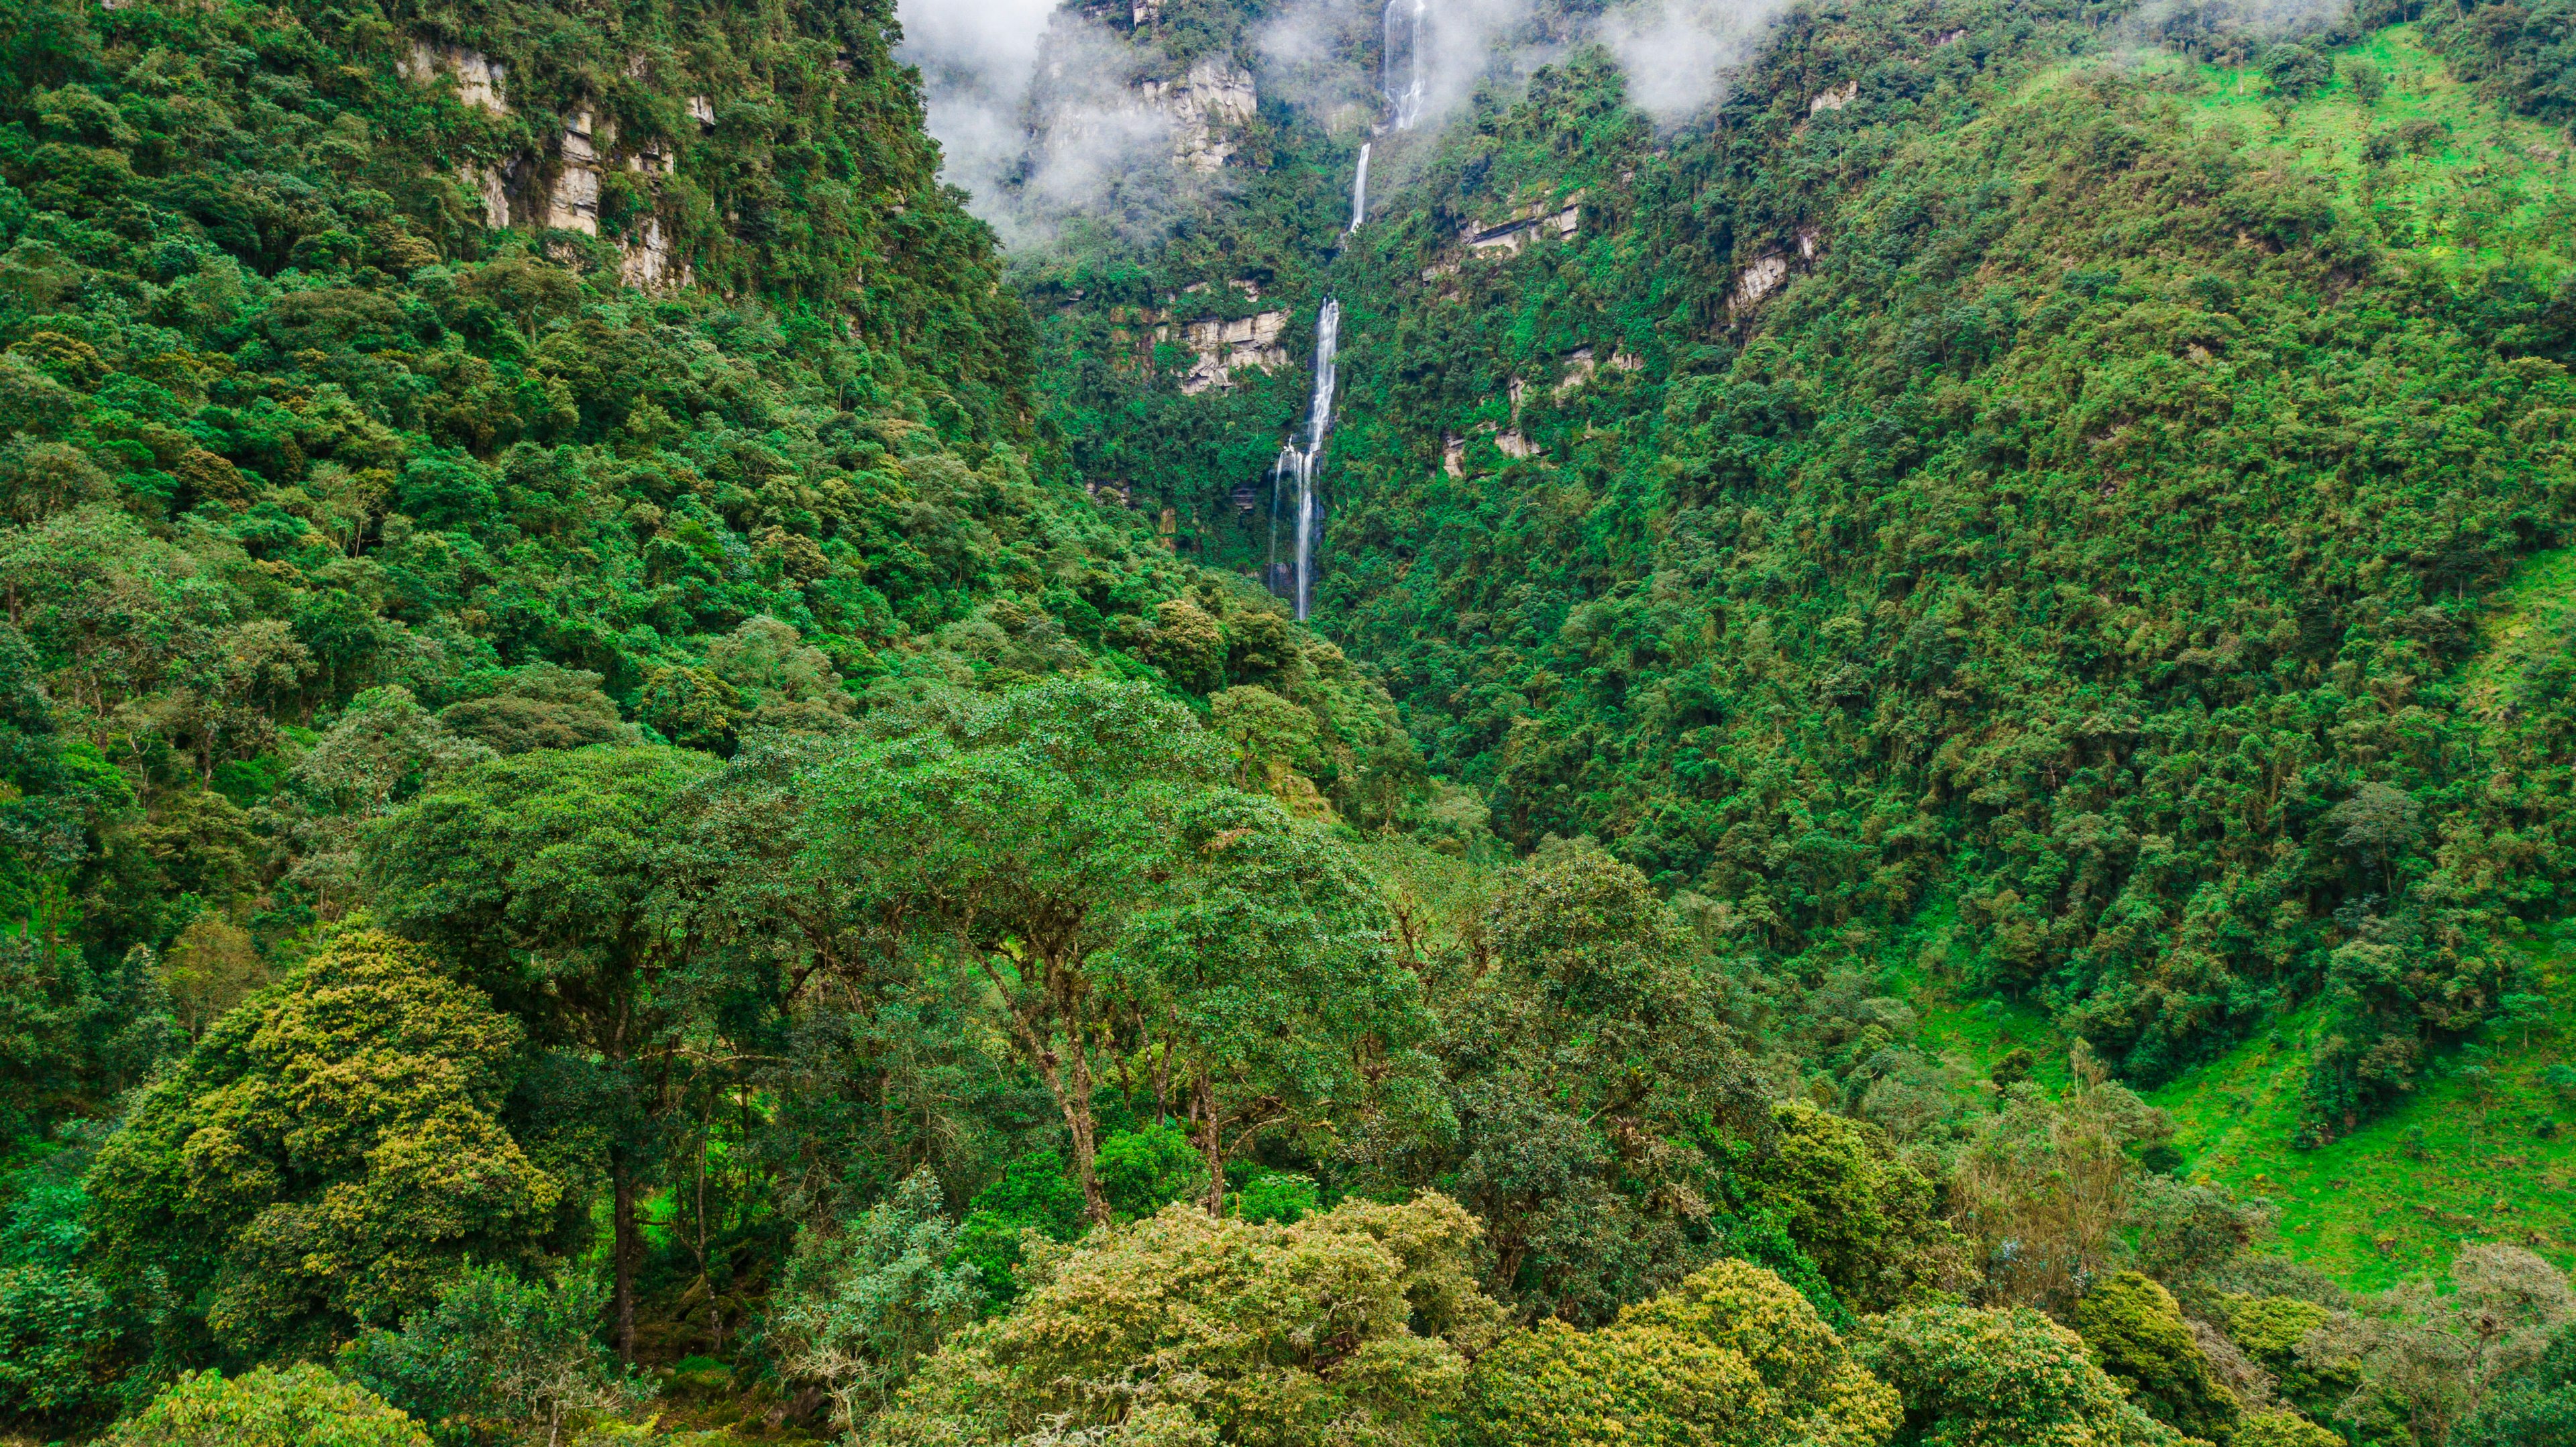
[
  {"x1": 1599, "y1": 0, "x2": 1795, "y2": 123},
  {"x1": 2119, "y1": 0, "x2": 2357, "y2": 58},
  {"x1": 896, "y1": 1, "x2": 1193, "y2": 252}
]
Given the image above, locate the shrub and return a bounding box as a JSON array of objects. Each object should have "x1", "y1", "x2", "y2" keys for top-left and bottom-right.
[
  {"x1": 339, "y1": 1264, "x2": 636, "y2": 1447},
  {"x1": 103, "y1": 1365, "x2": 429, "y2": 1447},
  {"x1": 1464, "y1": 1259, "x2": 1901, "y2": 1447},
  {"x1": 1093, "y1": 1124, "x2": 1208, "y2": 1220},
  {"x1": 878, "y1": 1193, "x2": 1501, "y2": 1446},
  {"x1": 1234, "y1": 1171, "x2": 1319, "y2": 1225},
  {"x1": 1856, "y1": 1302, "x2": 2190, "y2": 1446},
  {"x1": 2075, "y1": 1273, "x2": 2241, "y2": 1443}
]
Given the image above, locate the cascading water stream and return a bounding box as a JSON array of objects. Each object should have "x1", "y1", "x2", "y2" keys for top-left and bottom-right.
[
  {"x1": 1275, "y1": 85, "x2": 1389, "y2": 614},
  {"x1": 1276, "y1": 298, "x2": 1340, "y2": 621},
  {"x1": 1383, "y1": 0, "x2": 1428, "y2": 130}
]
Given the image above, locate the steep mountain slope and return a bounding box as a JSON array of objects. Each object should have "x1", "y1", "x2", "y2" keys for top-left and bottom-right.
[
  {"x1": 0, "y1": 0, "x2": 1413, "y2": 1010},
  {"x1": 1026, "y1": 0, "x2": 2576, "y2": 1136}
]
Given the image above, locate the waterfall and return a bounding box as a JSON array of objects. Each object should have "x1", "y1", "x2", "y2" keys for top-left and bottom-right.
[
  {"x1": 1348, "y1": 143, "x2": 1371, "y2": 232},
  {"x1": 1383, "y1": 0, "x2": 1427, "y2": 131},
  {"x1": 1275, "y1": 299, "x2": 1340, "y2": 622}
]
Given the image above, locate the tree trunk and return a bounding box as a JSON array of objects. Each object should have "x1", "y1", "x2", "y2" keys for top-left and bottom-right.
[
  {"x1": 1063, "y1": 1024, "x2": 1112, "y2": 1226},
  {"x1": 612, "y1": 1150, "x2": 639, "y2": 1362},
  {"x1": 1195, "y1": 1061, "x2": 1225, "y2": 1218}
]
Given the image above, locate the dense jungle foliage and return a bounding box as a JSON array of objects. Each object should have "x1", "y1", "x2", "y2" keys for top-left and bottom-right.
[
  {"x1": 10, "y1": 0, "x2": 2576, "y2": 1442},
  {"x1": 1031, "y1": 0, "x2": 2576, "y2": 1142}
]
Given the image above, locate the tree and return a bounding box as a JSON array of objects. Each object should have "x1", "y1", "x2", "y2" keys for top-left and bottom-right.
[
  {"x1": 1111, "y1": 786, "x2": 1433, "y2": 1216},
  {"x1": 85, "y1": 931, "x2": 559, "y2": 1358},
  {"x1": 770, "y1": 1168, "x2": 985, "y2": 1431},
  {"x1": 2456, "y1": 1320, "x2": 2576, "y2": 1446},
  {"x1": 284, "y1": 688, "x2": 492, "y2": 916},
  {"x1": 2325, "y1": 783, "x2": 2421, "y2": 897},
  {"x1": 433, "y1": 665, "x2": 627, "y2": 757},
  {"x1": 1952, "y1": 1047, "x2": 2171, "y2": 1317},
  {"x1": 2261, "y1": 43, "x2": 2334, "y2": 99},
  {"x1": 158, "y1": 914, "x2": 267, "y2": 1039},
  {"x1": 806, "y1": 678, "x2": 1226, "y2": 1226},
  {"x1": 363, "y1": 745, "x2": 721, "y2": 1358},
  {"x1": 877, "y1": 1193, "x2": 1502, "y2": 1447},
  {"x1": 1464, "y1": 1259, "x2": 1902, "y2": 1447},
  {"x1": 2074, "y1": 1272, "x2": 2242, "y2": 1444},
  {"x1": 1719, "y1": 1101, "x2": 1978, "y2": 1317},
  {"x1": 340, "y1": 1264, "x2": 640, "y2": 1447},
  {"x1": 103, "y1": 1365, "x2": 429, "y2": 1447},
  {"x1": 1432, "y1": 842, "x2": 1764, "y2": 1322},
  {"x1": 2316, "y1": 1243, "x2": 2576, "y2": 1443},
  {"x1": 1856, "y1": 1303, "x2": 2192, "y2": 1446}
]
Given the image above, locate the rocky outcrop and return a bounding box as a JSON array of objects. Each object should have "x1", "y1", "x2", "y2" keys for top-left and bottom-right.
[
  {"x1": 1731, "y1": 254, "x2": 1790, "y2": 312},
  {"x1": 400, "y1": 41, "x2": 509, "y2": 113},
  {"x1": 462, "y1": 163, "x2": 511, "y2": 229},
  {"x1": 620, "y1": 217, "x2": 688, "y2": 289},
  {"x1": 1139, "y1": 57, "x2": 1256, "y2": 172},
  {"x1": 1809, "y1": 80, "x2": 1858, "y2": 115},
  {"x1": 1461, "y1": 195, "x2": 1582, "y2": 258},
  {"x1": 547, "y1": 110, "x2": 603, "y2": 233},
  {"x1": 1177, "y1": 310, "x2": 1289, "y2": 394}
]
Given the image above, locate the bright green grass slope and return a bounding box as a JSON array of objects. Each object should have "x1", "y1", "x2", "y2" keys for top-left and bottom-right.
[
  {"x1": 2148, "y1": 544, "x2": 2576, "y2": 1290},
  {"x1": 2122, "y1": 24, "x2": 2576, "y2": 269},
  {"x1": 1875, "y1": 34, "x2": 2576, "y2": 1292},
  {"x1": 2147, "y1": 926, "x2": 2576, "y2": 1293}
]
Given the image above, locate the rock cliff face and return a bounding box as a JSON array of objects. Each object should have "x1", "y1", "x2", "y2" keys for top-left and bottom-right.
[
  {"x1": 548, "y1": 110, "x2": 604, "y2": 234},
  {"x1": 1139, "y1": 56, "x2": 1258, "y2": 171},
  {"x1": 1177, "y1": 310, "x2": 1290, "y2": 394},
  {"x1": 398, "y1": 41, "x2": 509, "y2": 113}
]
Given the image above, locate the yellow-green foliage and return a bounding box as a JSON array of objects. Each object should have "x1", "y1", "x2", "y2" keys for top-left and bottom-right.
[
  {"x1": 84, "y1": 932, "x2": 559, "y2": 1356},
  {"x1": 2076, "y1": 1273, "x2": 2242, "y2": 1444},
  {"x1": 1728, "y1": 1101, "x2": 1981, "y2": 1313},
  {"x1": 874, "y1": 1193, "x2": 1501, "y2": 1447},
  {"x1": 2217, "y1": 1290, "x2": 2361, "y2": 1422},
  {"x1": 103, "y1": 1365, "x2": 430, "y2": 1447},
  {"x1": 2231, "y1": 1406, "x2": 2341, "y2": 1447},
  {"x1": 1856, "y1": 1303, "x2": 2192, "y2": 1447},
  {"x1": 1463, "y1": 1259, "x2": 1902, "y2": 1447}
]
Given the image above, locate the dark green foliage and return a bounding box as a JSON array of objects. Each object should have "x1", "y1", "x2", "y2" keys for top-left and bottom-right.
[
  {"x1": 0, "y1": 1163, "x2": 121, "y2": 1426},
  {"x1": 339, "y1": 1264, "x2": 632, "y2": 1447},
  {"x1": 1234, "y1": 1171, "x2": 1319, "y2": 1225},
  {"x1": 2457, "y1": 1320, "x2": 2576, "y2": 1446},
  {"x1": 1421, "y1": 841, "x2": 1763, "y2": 1324},
  {"x1": 2075, "y1": 1271, "x2": 2243, "y2": 1444},
  {"x1": 1093, "y1": 1124, "x2": 1208, "y2": 1221},
  {"x1": 953, "y1": 1151, "x2": 1088, "y2": 1311}
]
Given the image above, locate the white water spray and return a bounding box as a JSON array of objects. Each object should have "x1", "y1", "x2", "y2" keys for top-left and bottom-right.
[
  {"x1": 1348, "y1": 142, "x2": 1371, "y2": 232},
  {"x1": 1274, "y1": 299, "x2": 1340, "y2": 621},
  {"x1": 1383, "y1": 0, "x2": 1427, "y2": 130}
]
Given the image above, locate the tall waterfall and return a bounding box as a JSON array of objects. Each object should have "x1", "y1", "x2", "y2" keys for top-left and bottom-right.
[
  {"x1": 1273, "y1": 299, "x2": 1340, "y2": 622},
  {"x1": 1383, "y1": 0, "x2": 1427, "y2": 130},
  {"x1": 1349, "y1": 143, "x2": 1371, "y2": 232}
]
